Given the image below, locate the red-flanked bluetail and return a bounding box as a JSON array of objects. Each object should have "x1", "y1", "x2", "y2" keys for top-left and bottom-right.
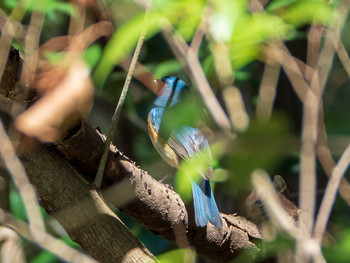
[{"x1": 147, "y1": 76, "x2": 223, "y2": 228}]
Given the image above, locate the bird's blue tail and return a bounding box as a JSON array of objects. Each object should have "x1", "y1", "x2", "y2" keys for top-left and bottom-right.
[{"x1": 191, "y1": 180, "x2": 223, "y2": 228}]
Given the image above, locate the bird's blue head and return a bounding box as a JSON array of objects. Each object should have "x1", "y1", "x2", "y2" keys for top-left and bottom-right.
[{"x1": 153, "y1": 76, "x2": 189, "y2": 108}]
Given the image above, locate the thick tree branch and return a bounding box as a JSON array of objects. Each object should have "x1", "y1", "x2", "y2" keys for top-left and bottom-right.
[
  {"x1": 17, "y1": 142, "x2": 155, "y2": 263},
  {"x1": 55, "y1": 120, "x2": 262, "y2": 261}
]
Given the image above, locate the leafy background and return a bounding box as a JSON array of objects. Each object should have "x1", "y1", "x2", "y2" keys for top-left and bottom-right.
[{"x1": 1, "y1": 0, "x2": 350, "y2": 262}]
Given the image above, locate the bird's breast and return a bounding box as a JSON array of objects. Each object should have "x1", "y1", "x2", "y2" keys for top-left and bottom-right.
[{"x1": 147, "y1": 113, "x2": 180, "y2": 168}]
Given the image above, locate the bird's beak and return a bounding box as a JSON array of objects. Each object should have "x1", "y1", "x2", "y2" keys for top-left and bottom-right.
[{"x1": 154, "y1": 79, "x2": 165, "y2": 96}]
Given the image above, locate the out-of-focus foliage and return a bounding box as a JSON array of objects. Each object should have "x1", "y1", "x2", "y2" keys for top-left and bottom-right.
[
  {"x1": 94, "y1": 12, "x2": 162, "y2": 88},
  {"x1": 157, "y1": 248, "x2": 194, "y2": 263},
  {"x1": 267, "y1": 0, "x2": 335, "y2": 26},
  {"x1": 95, "y1": 0, "x2": 335, "y2": 87},
  {"x1": 4, "y1": 0, "x2": 73, "y2": 15},
  {"x1": 201, "y1": 115, "x2": 292, "y2": 196},
  {"x1": 1, "y1": 0, "x2": 348, "y2": 262},
  {"x1": 324, "y1": 229, "x2": 350, "y2": 263}
]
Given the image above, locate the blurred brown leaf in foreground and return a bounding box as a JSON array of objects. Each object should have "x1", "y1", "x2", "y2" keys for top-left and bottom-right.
[
  {"x1": 15, "y1": 55, "x2": 93, "y2": 142},
  {"x1": 13, "y1": 21, "x2": 114, "y2": 142}
]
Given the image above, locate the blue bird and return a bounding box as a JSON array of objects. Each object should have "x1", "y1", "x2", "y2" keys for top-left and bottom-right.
[{"x1": 147, "y1": 76, "x2": 223, "y2": 228}]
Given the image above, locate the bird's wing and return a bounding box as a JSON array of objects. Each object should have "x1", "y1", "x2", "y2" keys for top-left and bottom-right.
[{"x1": 168, "y1": 126, "x2": 213, "y2": 180}]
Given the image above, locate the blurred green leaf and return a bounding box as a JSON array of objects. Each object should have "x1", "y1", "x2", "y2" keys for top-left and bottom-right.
[
  {"x1": 158, "y1": 94, "x2": 204, "y2": 139},
  {"x1": 212, "y1": 168, "x2": 229, "y2": 182},
  {"x1": 266, "y1": 0, "x2": 298, "y2": 11},
  {"x1": 324, "y1": 229, "x2": 350, "y2": 263},
  {"x1": 93, "y1": 12, "x2": 162, "y2": 89},
  {"x1": 84, "y1": 44, "x2": 102, "y2": 70},
  {"x1": 153, "y1": 0, "x2": 205, "y2": 40},
  {"x1": 153, "y1": 60, "x2": 182, "y2": 79},
  {"x1": 4, "y1": 0, "x2": 73, "y2": 15},
  {"x1": 224, "y1": 114, "x2": 291, "y2": 191},
  {"x1": 231, "y1": 12, "x2": 293, "y2": 68},
  {"x1": 10, "y1": 189, "x2": 27, "y2": 222},
  {"x1": 10, "y1": 186, "x2": 49, "y2": 222},
  {"x1": 175, "y1": 148, "x2": 211, "y2": 202},
  {"x1": 43, "y1": 50, "x2": 66, "y2": 65},
  {"x1": 281, "y1": 1, "x2": 334, "y2": 27},
  {"x1": 210, "y1": 0, "x2": 247, "y2": 42},
  {"x1": 30, "y1": 250, "x2": 58, "y2": 263},
  {"x1": 157, "y1": 248, "x2": 192, "y2": 263}
]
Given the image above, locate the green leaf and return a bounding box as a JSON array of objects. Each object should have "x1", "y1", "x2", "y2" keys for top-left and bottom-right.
[
  {"x1": 266, "y1": 0, "x2": 298, "y2": 11},
  {"x1": 84, "y1": 44, "x2": 102, "y2": 69},
  {"x1": 224, "y1": 114, "x2": 291, "y2": 191},
  {"x1": 43, "y1": 50, "x2": 66, "y2": 65},
  {"x1": 153, "y1": 60, "x2": 182, "y2": 79},
  {"x1": 230, "y1": 12, "x2": 293, "y2": 68},
  {"x1": 212, "y1": 168, "x2": 229, "y2": 182},
  {"x1": 10, "y1": 189, "x2": 27, "y2": 222},
  {"x1": 158, "y1": 95, "x2": 204, "y2": 139},
  {"x1": 5, "y1": 0, "x2": 73, "y2": 15},
  {"x1": 157, "y1": 248, "x2": 193, "y2": 263},
  {"x1": 281, "y1": 1, "x2": 334, "y2": 26},
  {"x1": 324, "y1": 229, "x2": 350, "y2": 263},
  {"x1": 93, "y1": 12, "x2": 162, "y2": 89},
  {"x1": 30, "y1": 250, "x2": 57, "y2": 263},
  {"x1": 153, "y1": 0, "x2": 205, "y2": 40},
  {"x1": 175, "y1": 148, "x2": 211, "y2": 203},
  {"x1": 210, "y1": 0, "x2": 247, "y2": 42}
]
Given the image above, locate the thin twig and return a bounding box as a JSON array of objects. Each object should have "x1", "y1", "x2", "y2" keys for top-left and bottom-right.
[
  {"x1": 332, "y1": 37, "x2": 350, "y2": 77},
  {"x1": 0, "y1": 2, "x2": 30, "y2": 87},
  {"x1": 317, "y1": 106, "x2": 350, "y2": 206},
  {"x1": 0, "y1": 120, "x2": 46, "y2": 237},
  {"x1": 298, "y1": 21, "x2": 324, "y2": 239},
  {"x1": 222, "y1": 86, "x2": 249, "y2": 132},
  {"x1": 0, "y1": 208, "x2": 97, "y2": 263},
  {"x1": 162, "y1": 25, "x2": 231, "y2": 131},
  {"x1": 265, "y1": 42, "x2": 309, "y2": 102},
  {"x1": 307, "y1": 24, "x2": 322, "y2": 70},
  {"x1": 313, "y1": 143, "x2": 350, "y2": 243},
  {"x1": 94, "y1": 8, "x2": 149, "y2": 187},
  {"x1": 20, "y1": 11, "x2": 45, "y2": 87},
  {"x1": 190, "y1": 7, "x2": 211, "y2": 55},
  {"x1": 299, "y1": 88, "x2": 319, "y2": 235},
  {"x1": 256, "y1": 58, "x2": 280, "y2": 120}
]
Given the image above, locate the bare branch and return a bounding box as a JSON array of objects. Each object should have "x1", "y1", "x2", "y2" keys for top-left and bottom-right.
[
  {"x1": 256, "y1": 58, "x2": 281, "y2": 120},
  {"x1": 162, "y1": 24, "x2": 232, "y2": 131},
  {"x1": 317, "y1": 107, "x2": 350, "y2": 206},
  {"x1": 313, "y1": 144, "x2": 350, "y2": 243},
  {"x1": 333, "y1": 39, "x2": 350, "y2": 77},
  {"x1": 299, "y1": 88, "x2": 319, "y2": 234}
]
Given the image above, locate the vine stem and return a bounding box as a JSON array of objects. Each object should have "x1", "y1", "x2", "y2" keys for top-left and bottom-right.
[{"x1": 94, "y1": 9, "x2": 149, "y2": 188}]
